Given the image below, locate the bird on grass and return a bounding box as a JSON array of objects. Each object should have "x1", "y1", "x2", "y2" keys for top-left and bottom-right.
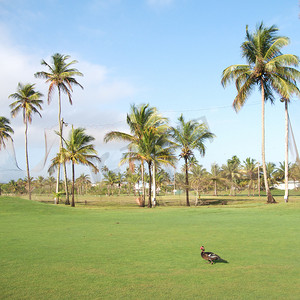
[{"x1": 200, "y1": 246, "x2": 228, "y2": 264}]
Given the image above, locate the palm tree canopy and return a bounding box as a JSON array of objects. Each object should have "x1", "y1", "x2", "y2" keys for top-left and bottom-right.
[
  {"x1": 221, "y1": 22, "x2": 300, "y2": 111},
  {"x1": 104, "y1": 103, "x2": 168, "y2": 145},
  {"x1": 48, "y1": 127, "x2": 100, "y2": 174},
  {"x1": 171, "y1": 114, "x2": 215, "y2": 160},
  {"x1": 0, "y1": 116, "x2": 14, "y2": 149},
  {"x1": 9, "y1": 83, "x2": 43, "y2": 123},
  {"x1": 120, "y1": 126, "x2": 176, "y2": 168},
  {"x1": 34, "y1": 53, "x2": 83, "y2": 104}
]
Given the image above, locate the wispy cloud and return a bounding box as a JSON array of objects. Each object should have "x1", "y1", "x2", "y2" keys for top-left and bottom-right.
[{"x1": 146, "y1": 0, "x2": 174, "y2": 7}]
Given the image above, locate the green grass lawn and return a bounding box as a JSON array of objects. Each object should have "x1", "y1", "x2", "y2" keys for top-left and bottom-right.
[{"x1": 1, "y1": 196, "x2": 300, "y2": 299}]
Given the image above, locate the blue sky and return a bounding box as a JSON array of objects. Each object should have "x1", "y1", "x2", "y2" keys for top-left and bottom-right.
[{"x1": 0, "y1": 0, "x2": 299, "y2": 181}]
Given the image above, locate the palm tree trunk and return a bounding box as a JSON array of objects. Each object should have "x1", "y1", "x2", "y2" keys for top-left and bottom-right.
[
  {"x1": 214, "y1": 180, "x2": 217, "y2": 196},
  {"x1": 71, "y1": 162, "x2": 75, "y2": 207},
  {"x1": 284, "y1": 99, "x2": 289, "y2": 202},
  {"x1": 60, "y1": 117, "x2": 69, "y2": 205},
  {"x1": 56, "y1": 89, "x2": 70, "y2": 205},
  {"x1": 261, "y1": 80, "x2": 276, "y2": 203},
  {"x1": 141, "y1": 162, "x2": 145, "y2": 206},
  {"x1": 55, "y1": 90, "x2": 62, "y2": 204},
  {"x1": 184, "y1": 156, "x2": 190, "y2": 206},
  {"x1": 148, "y1": 162, "x2": 152, "y2": 208},
  {"x1": 257, "y1": 162, "x2": 261, "y2": 197},
  {"x1": 24, "y1": 119, "x2": 31, "y2": 200},
  {"x1": 152, "y1": 163, "x2": 156, "y2": 206}
]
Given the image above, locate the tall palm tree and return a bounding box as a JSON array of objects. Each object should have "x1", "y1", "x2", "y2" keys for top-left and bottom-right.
[
  {"x1": 35, "y1": 53, "x2": 83, "y2": 204},
  {"x1": 49, "y1": 127, "x2": 100, "y2": 207},
  {"x1": 280, "y1": 97, "x2": 290, "y2": 202},
  {"x1": 9, "y1": 83, "x2": 43, "y2": 200},
  {"x1": 104, "y1": 103, "x2": 168, "y2": 206},
  {"x1": 243, "y1": 157, "x2": 257, "y2": 196},
  {"x1": 221, "y1": 22, "x2": 300, "y2": 203},
  {"x1": 170, "y1": 114, "x2": 214, "y2": 206},
  {"x1": 121, "y1": 126, "x2": 176, "y2": 207},
  {"x1": 0, "y1": 117, "x2": 14, "y2": 150}
]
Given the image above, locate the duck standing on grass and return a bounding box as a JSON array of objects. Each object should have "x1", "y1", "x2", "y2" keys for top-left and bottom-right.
[{"x1": 200, "y1": 246, "x2": 228, "y2": 264}]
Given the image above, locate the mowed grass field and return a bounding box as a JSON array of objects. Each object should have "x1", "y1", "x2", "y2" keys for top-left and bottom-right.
[{"x1": 1, "y1": 196, "x2": 300, "y2": 299}]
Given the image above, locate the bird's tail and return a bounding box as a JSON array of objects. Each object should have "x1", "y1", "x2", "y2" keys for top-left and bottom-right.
[{"x1": 219, "y1": 258, "x2": 228, "y2": 263}]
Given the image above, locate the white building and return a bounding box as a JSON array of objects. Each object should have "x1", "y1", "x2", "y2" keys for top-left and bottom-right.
[{"x1": 273, "y1": 181, "x2": 300, "y2": 190}]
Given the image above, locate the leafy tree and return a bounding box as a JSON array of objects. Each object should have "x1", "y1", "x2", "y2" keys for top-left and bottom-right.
[
  {"x1": 9, "y1": 83, "x2": 43, "y2": 200},
  {"x1": 35, "y1": 53, "x2": 83, "y2": 204},
  {"x1": 170, "y1": 114, "x2": 214, "y2": 206},
  {"x1": 190, "y1": 164, "x2": 209, "y2": 203},
  {"x1": 0, "y1": 117, "x2": 14, "y2": 150},
  {"x1": 49, "y1": 127, "x2": 100, "y2": 207},
  {"x1": 221, "y1": 22, "x2": 300, "y2": 203}
]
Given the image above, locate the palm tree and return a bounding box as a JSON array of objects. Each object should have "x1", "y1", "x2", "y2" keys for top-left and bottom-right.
[
  {"x1": 121, "y1": 126, "x2": 176, "y2": 207},
  {"x1": 35, "y1": 53, "x2": 83, "y2": 204},
  {"x1": 46, "y1": 176, "x2": 56, "y2": 193},
  {"x1": 115, "y1": 172, "x2": 124, "y2": 195},
  {"x1": 0, "y1": 117, "x2": 14, "y2": 150},
  {"x1": 266, "y1": 162, "x2": 277, "y2": 188},
  {"x1": 103, "y1": 170, "x2": 117, "y2": 196},
  {"x1": 104, "y1": 103, "x2": 168, "y2": 206},
  {"x1": 243, "y1": 157, "x2": 257, "y2": 196},
  {"x1": 221, "y1": 22, "x2": 300, "y2": 203},
  {"x1": 170, "y1": 114, "x2": 214, "y2": 206},
  {"x1": 49, "y1": 127, "x2": 100, "y2": 207},
  {"x1": 9, "y1": 83, "x2": 43, "y2": 200},
  {"x1": 222, "y1": 156, "x2": 241, "y2": 196},
  {"x1": 209, "y1": 163, "x2": 224, "y2": 196},
  {"x1": 76, "y1": 173, "x2": 91, "y2": 195}
]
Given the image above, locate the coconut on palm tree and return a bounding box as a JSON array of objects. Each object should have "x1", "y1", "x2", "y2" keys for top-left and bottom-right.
[
  {"x1": 9, "y1": 83, "x2": 43, "y2": 200},
  {"x1": 49, "y1": 127, "x2": 100, "y2": 207},
  {"x1": 35, "y1": 53, "x2": 83, "y2": 204},
  {"x1": 221, "y1": 22, "x2": 300, "y2": 203},
  {"x1": 170, "y1": 114, "x2": 214, "y2": 206}
]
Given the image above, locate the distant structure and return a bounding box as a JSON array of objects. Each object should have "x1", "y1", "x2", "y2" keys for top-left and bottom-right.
[{"x1": 273, "y1": 181, "x2": 300, "y2": 190}]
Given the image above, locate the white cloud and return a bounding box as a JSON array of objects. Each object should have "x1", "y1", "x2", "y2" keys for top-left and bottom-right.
[{"x1": 0, "y1": 24, "x2": 137, "y2": 178}]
